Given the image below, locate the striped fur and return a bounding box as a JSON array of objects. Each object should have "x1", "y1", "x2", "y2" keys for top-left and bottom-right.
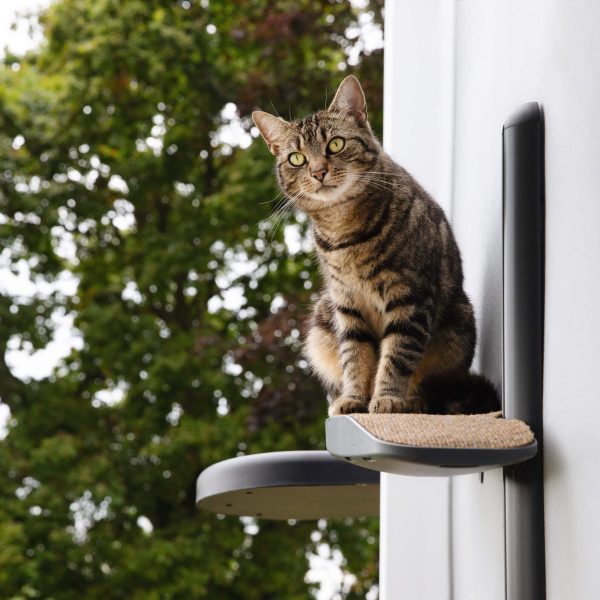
[{"x1": 253, "y1": 76, "x2": 499, "y2": 416}]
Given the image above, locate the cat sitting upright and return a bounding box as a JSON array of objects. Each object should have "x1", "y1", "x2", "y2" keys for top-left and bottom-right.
[{"x1": 252, "y1": 76, "x2": 499, "y2": 416}]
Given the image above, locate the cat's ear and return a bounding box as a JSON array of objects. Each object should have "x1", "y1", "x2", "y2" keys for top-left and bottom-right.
[
  {"x1": 328, "y1": 75, "x2": 367, "y2": 125},
  {"x1": 252, "y1": 111, "x2": 290, "y2": 155}
]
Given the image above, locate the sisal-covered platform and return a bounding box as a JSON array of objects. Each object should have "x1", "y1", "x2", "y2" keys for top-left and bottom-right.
[
  {"x1": 351, "y1": 412, "x2": 534, "y2": 449},
  {"x1": 325, "y1": 412, "x2": 537, "y2": 477}
]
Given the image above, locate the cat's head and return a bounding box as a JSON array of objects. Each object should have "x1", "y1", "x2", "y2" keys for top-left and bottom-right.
[{"x1": 252, "y1": 76, "x2": 381, "y2": 211}]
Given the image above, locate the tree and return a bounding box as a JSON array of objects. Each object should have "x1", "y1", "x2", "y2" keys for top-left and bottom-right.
[{"x1": 0, "y1": 1, "x2": 383, "y2": 598}]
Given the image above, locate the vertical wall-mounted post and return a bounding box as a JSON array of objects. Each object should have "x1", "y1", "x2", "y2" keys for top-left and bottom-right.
[{"x1": 502, "y1": 103, "x2": 546, "y2": 600}]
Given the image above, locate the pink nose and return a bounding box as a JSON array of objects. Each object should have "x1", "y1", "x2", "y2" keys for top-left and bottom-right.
[{"x1": 311, "y1": 167, "x2": 328, "y2": 182}]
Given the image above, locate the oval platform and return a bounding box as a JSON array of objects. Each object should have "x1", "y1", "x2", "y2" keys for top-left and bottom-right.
[
  {"x1": 326, "y1": 412, "x2": 537, "y2": 477},
  {"x1": 196, "y1": 450, "x2": 379, "y2": 520}
]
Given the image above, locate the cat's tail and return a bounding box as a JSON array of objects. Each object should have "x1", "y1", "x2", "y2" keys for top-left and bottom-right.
[{"x1": 419, "y1": 371, "x2": 501, "y2": 415}]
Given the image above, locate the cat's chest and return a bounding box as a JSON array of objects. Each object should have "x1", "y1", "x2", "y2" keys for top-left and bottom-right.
[
  {"x1": 320, "y1": 244, "x2": 374, "y2": 278},
  {"x1": 325, "y1": 267, "x2": 388, "y2": 334}
]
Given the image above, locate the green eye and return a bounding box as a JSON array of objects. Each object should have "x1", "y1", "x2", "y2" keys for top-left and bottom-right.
[
  {"x1": 288, "y1": 152, "x2": 306, "y2": 166},
  {"x1": 327, "y1": 137, "x2": 345, "y2": 154}
]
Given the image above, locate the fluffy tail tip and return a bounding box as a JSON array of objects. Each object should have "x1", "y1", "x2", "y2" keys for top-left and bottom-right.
[{"x1": 421, "y1": 372, "x2": 501, "y2": 415}]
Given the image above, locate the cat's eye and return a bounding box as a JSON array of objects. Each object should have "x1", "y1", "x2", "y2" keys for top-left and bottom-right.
[
  {"x1": 327, "y1": 137, "x2": 345, "y2": 154},
  {"x1": 288, "y1": 152, "x2": 307, "y2": 166}
]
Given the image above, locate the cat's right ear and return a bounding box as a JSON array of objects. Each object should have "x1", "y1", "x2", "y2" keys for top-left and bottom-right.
[
  {"x1": 252, "y1": 111, "x2": 289, "y2": 155},
  {"x1": 328, "y1": 75, "x2": 367, "y2": 125}
]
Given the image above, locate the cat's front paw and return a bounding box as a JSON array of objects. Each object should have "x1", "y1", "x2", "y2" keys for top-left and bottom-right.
[
  {"x1": 369, "y1": 394, "x2": 403, "y2": 413},
  {"x1": 369, "y1": 394, "x2": 425, "y2": 414},
  {"x1": 329, "y1": 396, "x2": 368, "y2": 416}
]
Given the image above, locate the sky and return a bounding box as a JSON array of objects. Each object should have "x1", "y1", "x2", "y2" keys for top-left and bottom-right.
[{"x1": 0, "y1": 0, "x2": 50, "y2": 57}]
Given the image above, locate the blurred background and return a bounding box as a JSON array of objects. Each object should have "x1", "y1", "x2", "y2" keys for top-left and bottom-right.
[{"x1": 0, "y1": 0, "x2": 383, "y2": 598}]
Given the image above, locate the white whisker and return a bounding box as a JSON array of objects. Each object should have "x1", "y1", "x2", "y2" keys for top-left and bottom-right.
[
  {"x1": 352, "y1": 174, "x2": 399, "y2": 194},
  {"x1": 259, "y1": 189, "x2": 286, "y2": 205},
  {"x1": 267, "y1": 190, "x2": 303, "y2": 241}
]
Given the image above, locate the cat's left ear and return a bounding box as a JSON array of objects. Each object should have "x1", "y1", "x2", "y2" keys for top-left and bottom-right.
[
  {"x1": 328, "y1": 75, "x2": 367, "y2": 125},
  {"x1": 252, "y1": 111, "x2": 290, "y2": 155}
]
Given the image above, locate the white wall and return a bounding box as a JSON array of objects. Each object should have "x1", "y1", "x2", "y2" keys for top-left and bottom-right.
[
  {"x1": 453, "y1": 2, "x2": 600, "y2": 599},
  {"x1": 383, "y1": 0, "x2": 455, "y2": 215},
  {"x1": 383, "y1": 1, "x2": 600, "y2": 599},
  {"x1": 380, "y1": 476, "x2": 450, "y2": 600},
  {"x1": 381, "y1": 2, "x2": 454, "y2": 598}
]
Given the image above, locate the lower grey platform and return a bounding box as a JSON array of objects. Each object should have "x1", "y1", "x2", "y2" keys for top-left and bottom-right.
[{"x1": 196, "y1": 450, "x2": 379, "y2": 520}]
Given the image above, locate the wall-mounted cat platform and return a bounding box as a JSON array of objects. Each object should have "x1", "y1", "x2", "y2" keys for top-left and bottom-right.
[
  {"x1": 196, "y1": 450, "x2": 379, "y2": 520},
  {"x1": 325, "y1": 412, "x2": 536, "y2": 477}
]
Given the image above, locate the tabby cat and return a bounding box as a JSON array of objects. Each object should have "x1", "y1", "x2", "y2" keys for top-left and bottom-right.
[{"x1": 252, "y1": 76, "x2": 499, "y2": 416}]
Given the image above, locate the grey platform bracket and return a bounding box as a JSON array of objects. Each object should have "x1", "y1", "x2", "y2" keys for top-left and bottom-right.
[
  {"x1": 196, "y1": 450, "x2": 379, "y2": 520},
  {"x1": 326, "y1": 414, "x2": 537, "y2": 477}
]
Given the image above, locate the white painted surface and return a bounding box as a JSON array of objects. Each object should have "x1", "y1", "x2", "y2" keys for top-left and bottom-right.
[
  {"x1": 381, "y1": 2, "x2": 454, "y2": 598},
  {"x1": 380, "y1": 475, "x2": 451, "y2": 600},
  {"x1": 384, "y1": 1, "x2": 600, "y2": 599},
  {"x1": 452, "y1": 2, "x2": 600, "y2": 598},
  {"x1": 383, "y1": 0, "x2": 455, "y2": 216},
  {"x1": 450, "y1": 2, "x2": 507, "y2": 599},
  {"x1": 450, "y1": 471, "x2": 505, "y2": 600}
]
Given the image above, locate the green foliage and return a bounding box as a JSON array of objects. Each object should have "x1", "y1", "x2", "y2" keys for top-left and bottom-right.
[{"x1": 0, "y1": 0, "x2": 383, "y2": 598}]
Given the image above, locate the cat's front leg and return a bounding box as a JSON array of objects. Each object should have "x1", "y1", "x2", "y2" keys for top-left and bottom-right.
[
  {"x1": 329, "y1": 306, "x2": 378, "y2": 416},
  {"x1": 370, "y1": 310, "x2": 431, "y2": 413}
]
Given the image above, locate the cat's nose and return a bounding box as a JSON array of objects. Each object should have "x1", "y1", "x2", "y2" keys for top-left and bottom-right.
[{"x1": 311, "y1": 165, "x2": 329, "y2": 182}]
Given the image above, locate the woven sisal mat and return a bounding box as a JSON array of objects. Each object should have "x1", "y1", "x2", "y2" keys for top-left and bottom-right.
[{"x1": 351, "y1": 412, "x2": 534, "y2": 449}]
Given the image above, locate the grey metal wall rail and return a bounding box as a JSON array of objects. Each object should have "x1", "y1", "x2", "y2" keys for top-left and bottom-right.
[{"x1": 502, "y1": 102, "x2": 546, "y2": 600}]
